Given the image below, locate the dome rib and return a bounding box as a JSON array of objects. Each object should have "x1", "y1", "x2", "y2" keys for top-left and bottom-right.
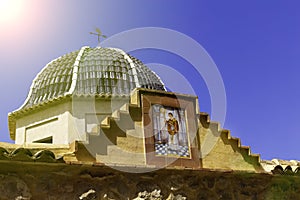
[
  {"x1": 14, "y1": 46, "x2": 166, "y2": 112},
  {"x1": 22, "y1": 51, "x2": 79, "y2": 109},
  {"x1": 65, "y1": 46, "x2": 89, "y2": 95},
  {"x1": 8, "y1": 46, "x2": 166, "y2": 141},
  {"x1": 110, "y1": 48, "x2": 141, "y2": 88}
]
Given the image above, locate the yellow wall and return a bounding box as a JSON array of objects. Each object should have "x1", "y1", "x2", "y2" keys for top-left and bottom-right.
[{"x1": 199, "y1": 119, "x2": 262, "y2": 172}]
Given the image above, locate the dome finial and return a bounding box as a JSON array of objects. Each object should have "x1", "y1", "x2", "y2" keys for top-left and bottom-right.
[{"x1": 89, "y1": 28, "x2": 107, "y2": 46}]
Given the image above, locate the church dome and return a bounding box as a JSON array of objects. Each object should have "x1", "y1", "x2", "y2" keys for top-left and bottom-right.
[{"x1": 22, "y1": 46, "x2": 165, "y2": 108}]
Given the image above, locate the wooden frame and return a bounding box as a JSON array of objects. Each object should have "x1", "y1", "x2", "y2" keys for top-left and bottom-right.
[{"x1": 142, "y1": 93, "x2": 201, "y2": 169}]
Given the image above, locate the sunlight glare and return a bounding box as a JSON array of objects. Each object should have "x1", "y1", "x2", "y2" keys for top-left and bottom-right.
[{"x1": 0, "y1": 0, "x2": 24, "y2": 24}]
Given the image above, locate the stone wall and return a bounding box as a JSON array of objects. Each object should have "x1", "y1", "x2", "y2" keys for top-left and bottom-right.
[
  {"x1": 199, "y1": 113, "x2": 262, "y2": 172},
  {"x1": 0, "y1": 160, "x2": 300, "y2": 200}
]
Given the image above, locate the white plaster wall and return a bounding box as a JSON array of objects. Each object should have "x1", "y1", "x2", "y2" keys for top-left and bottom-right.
[
  {"x1": 15, "y1": 97, "x2": 129, "y2": 145},
  {"x1": 25, "y1": 117, "x2": 58, "y2": 143},
  {"x1": 68, "y1": 98, "x2": 129, "y2": 142},
  {"x1": 15, "y1": 102, "x2": 71, "y2": 144},
  {"x1": 15, "y1": 127, "x2": 26, "y2": 144}
]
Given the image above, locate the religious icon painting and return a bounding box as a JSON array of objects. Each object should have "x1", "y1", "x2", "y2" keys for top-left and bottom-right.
[{"x1": 152, "y1": 104, "x2": 191, "y2": 158}]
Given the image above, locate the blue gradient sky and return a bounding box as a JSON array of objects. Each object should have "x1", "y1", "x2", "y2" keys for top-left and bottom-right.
[{"x1": 1, "y1": 0, "x2": 300, "y2": 160}]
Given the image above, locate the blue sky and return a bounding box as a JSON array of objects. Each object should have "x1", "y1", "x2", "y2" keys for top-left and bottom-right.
[{"x1": 0, "y1": 0, "x2": 300, "y2": 160}]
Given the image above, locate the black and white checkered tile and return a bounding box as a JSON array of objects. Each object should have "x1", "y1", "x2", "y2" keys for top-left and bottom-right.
[{"x1": 155, "y1": 143, "x2": 190, "y2": 157}]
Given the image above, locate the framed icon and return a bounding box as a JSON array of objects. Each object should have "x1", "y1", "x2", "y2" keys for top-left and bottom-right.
[{"x1": 141, "y1": 91, "x2": 201, "y2": 169}]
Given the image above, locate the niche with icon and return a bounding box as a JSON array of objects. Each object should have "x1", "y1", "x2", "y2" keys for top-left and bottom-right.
[{"x1": 141, "y1": 91, "x2": 201, "y2": 168}]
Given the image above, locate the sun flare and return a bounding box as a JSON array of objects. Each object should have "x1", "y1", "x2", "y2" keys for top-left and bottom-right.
[{"x1": 0, "y1": 0, "x2": 24, "y2": 24}]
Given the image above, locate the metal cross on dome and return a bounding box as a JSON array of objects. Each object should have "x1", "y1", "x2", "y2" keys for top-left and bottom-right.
[{"x1": 90, "y1": 28, "x2": 107, "y2": 43}]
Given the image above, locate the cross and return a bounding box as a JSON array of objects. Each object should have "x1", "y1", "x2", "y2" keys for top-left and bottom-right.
[{"x1": 90, "y1": 28, "x2": 107, "y2": 43}]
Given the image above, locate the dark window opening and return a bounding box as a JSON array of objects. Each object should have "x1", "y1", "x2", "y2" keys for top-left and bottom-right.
[{"x1": 33, "y1": 136, "x2": 53, "y2": 144}]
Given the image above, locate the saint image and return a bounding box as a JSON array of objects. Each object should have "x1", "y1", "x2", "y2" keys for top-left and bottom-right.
[
  {"x1": 165, "y1": 112, "x2": 179, "y2": 144},
  {"x1": 152, "y1": 105, "x2": 190, "y2": 158}
]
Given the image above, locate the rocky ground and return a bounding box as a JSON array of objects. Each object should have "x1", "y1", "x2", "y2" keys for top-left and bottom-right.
[{"x1": 1, "y1": 161, "x2": 300, "y2": 200}]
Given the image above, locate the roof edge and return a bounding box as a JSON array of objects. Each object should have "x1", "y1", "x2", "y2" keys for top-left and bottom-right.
[{"x1": 15, "y1": 56, "x2": 64, "y2": 113}]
